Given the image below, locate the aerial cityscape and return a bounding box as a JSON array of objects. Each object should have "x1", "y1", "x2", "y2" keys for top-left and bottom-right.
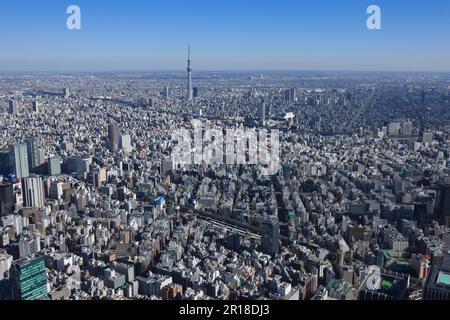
[{"x1": 0, "y1": 1, "x2": 450, "y2": 304}]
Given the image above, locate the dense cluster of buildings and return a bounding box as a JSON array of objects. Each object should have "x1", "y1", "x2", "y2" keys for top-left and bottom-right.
[{"x1": 0, "y1": 69, "x2": 449, "y2": 300}]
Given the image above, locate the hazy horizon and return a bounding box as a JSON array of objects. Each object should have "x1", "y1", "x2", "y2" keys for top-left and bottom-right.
[{"x1": 2, "y1": 69, "x2": 450, "y2": 74}]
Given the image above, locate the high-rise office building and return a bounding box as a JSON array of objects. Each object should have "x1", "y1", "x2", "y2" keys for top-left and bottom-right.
[
  {"x1": 388, "y1": 122, "x2": 401, "y2": 137},
  {"x1": 23, "y1": 176, "x2": 45, "y2": 208},
  {"x1": 163, "y1": 86, "x2": 170, "y2": 99},
  {"x1": 193, "y1": 87, "x2": 199, "y2": 98},
  {"x1": 284, "y1": 89, "x2": 296, "y2": 103},
  {"x1": 0, "y1": 184, "x2": 15, "y2": 216},
  {"x1": 10, "y1": 256, "x2": 48, "y2": 300},
  {"x1": 187, "y1": 45, "x2": 193, "y2": 101},
  {"x1": 307, "y1": 96, "x2": 318, "y2": 107},
  {"x1": 261, "y1": 216, "x2": 280, "y2": 256},
  {"x1": 49, "y1": 180, "x2": 64, "y2": 200},
  {"x1": 290, "y1": 88, "x2": 296, "y2": 102},
  {"x1": 423, "y1": 266, "x2": 450, "y2": 300},
  {"x1": 93, "y1": 168, "x2": 107, "y2": 189},
  {"x1": 8, "y1": 99, "x2": 17, "y2": 114},
  {"x1": 48, "y1": 156, "x2": 61, "y2": 176},
  {"x1": 32, "y1": 100, "x2": 40, "y2": 113},
  {"x1": 439, "y1": 182, "x2": 450, "y2": 226},
  {"x1": 64, "y1": 87, "x2": 70, "y2": 98},
  {"x1": 119, "y1": 134, "x2": 132, "y2": 153},
  {"x1": 64, "y1": 156, "x2": 91, "y2": 174},
  {"x1": 402, "y1": 121, "x2": 413, "y2": 136},
  {"x1": 284, "y1": 89, "x2": 291, "y2": 102},
  {"x1": 9, "y1": 143, "x2": 30, "y2": 179},
  {"x1": 108, "y1": 124, "x2": 120, "y2": 152},
  {"x1": 25, "y1": 137, "x2": 43, "y2": 170},
  {"x1": 258, "y1": 101, "x2": 266, "y2": 127},
  {"x1": 0, "y1": 151, "x2": 10, "y2": 176}
]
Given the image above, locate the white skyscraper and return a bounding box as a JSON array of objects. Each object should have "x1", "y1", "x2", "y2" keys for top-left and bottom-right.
[
  {"x1": 119, "y1": 134, "x2": 132, "y2": 153},
  {"x1": 23, "y1": 176, "x2": 45, "y2": 208},
  {"x1": 19, "y1": 237, "x2": 33, "y2": 258},
  {"x1": 18, "y1": 235, "x2": 40, "y2": 258}
]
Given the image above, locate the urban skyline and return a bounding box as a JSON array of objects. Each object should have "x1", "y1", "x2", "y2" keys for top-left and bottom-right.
[{"x1": 1, "y1": 0, "x2": 450, "y2": 307}]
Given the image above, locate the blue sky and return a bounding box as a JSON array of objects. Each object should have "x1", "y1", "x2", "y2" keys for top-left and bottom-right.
[{"x1": 0, "y1": 0, "x2": 449, "y2": 71}]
